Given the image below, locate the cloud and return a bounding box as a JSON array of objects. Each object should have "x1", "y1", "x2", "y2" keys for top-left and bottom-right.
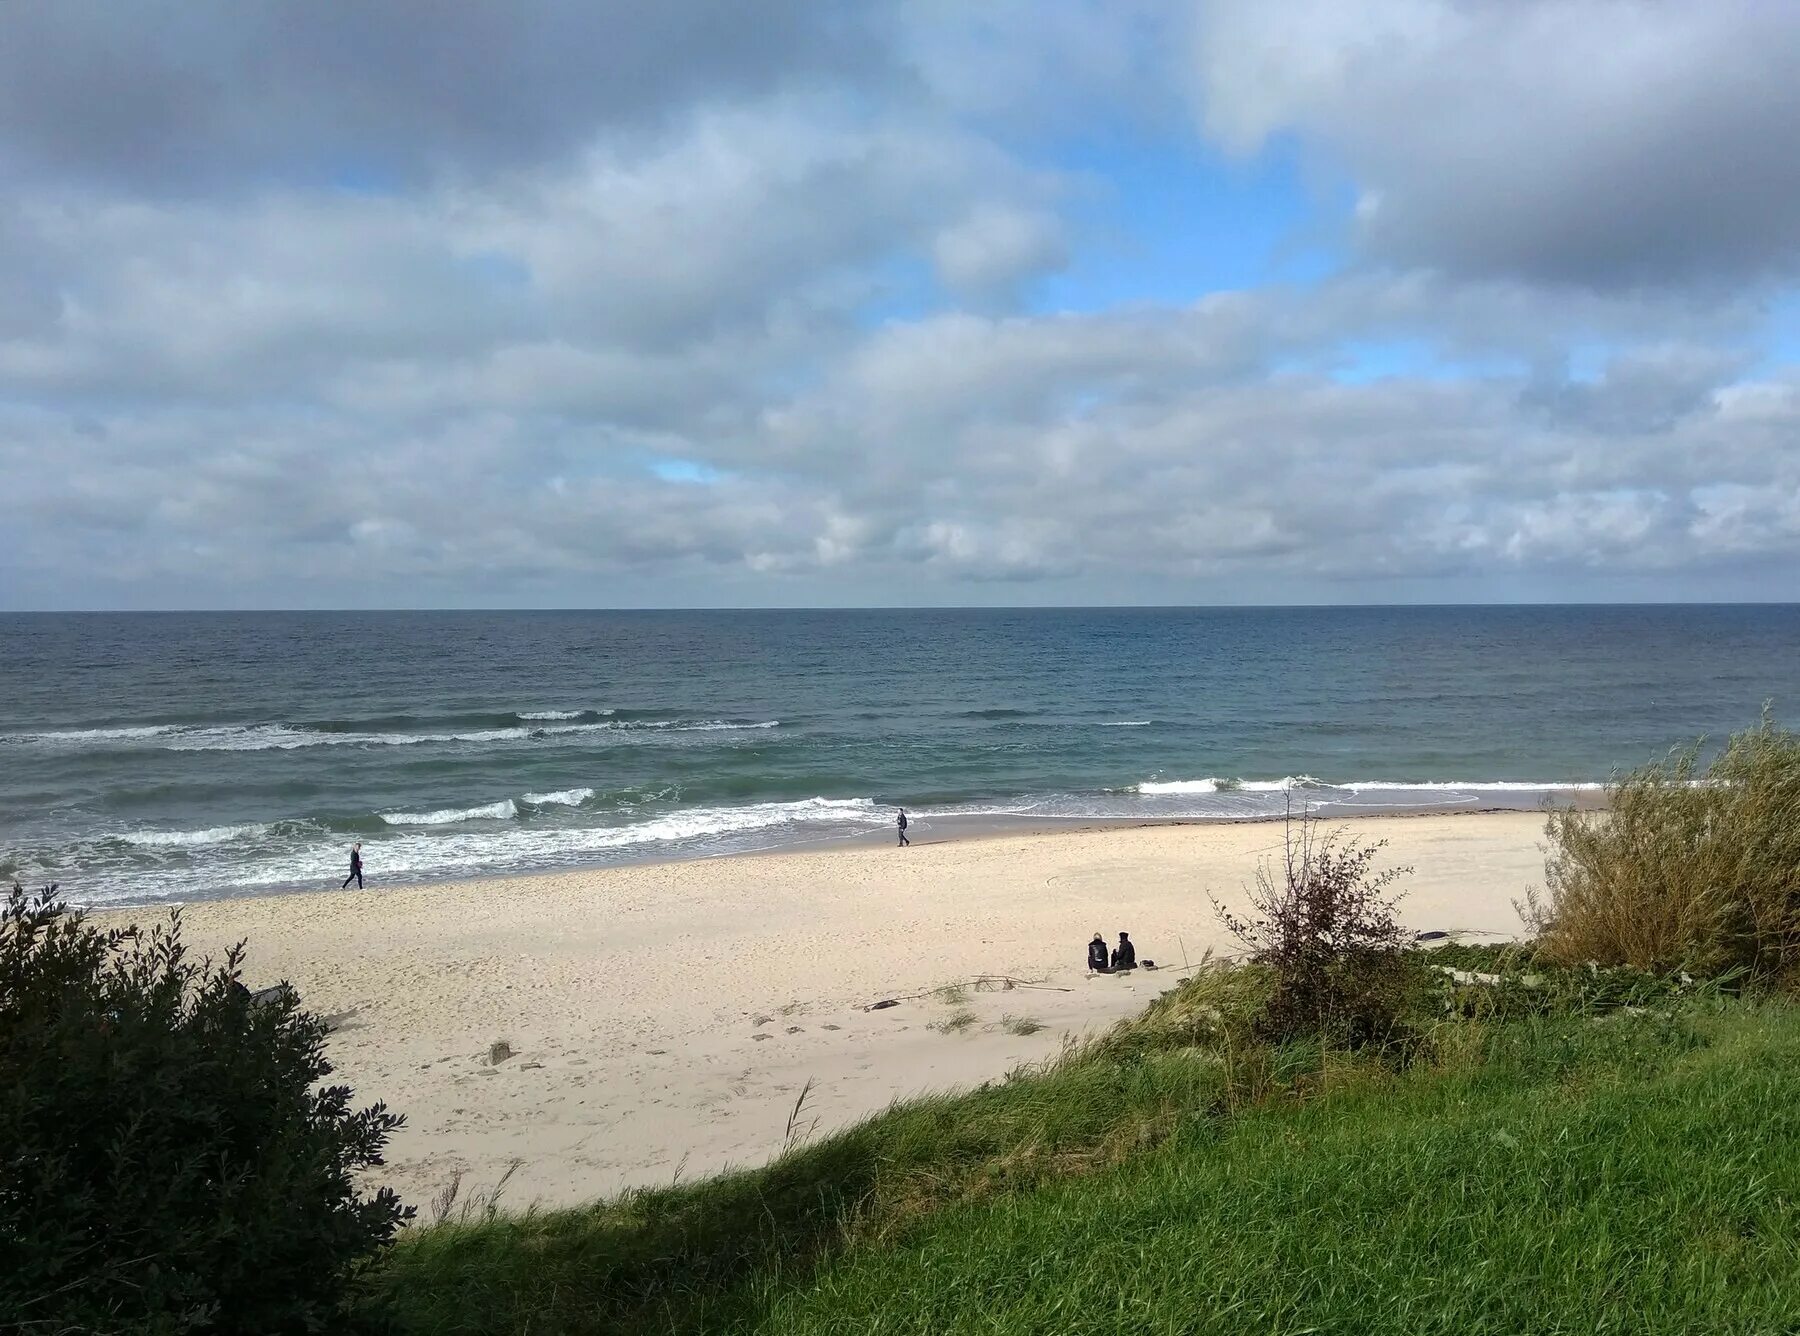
[
  {"x1": 2, "y1": 2, "x2": 1799, "y2": 608},
  {"x1": 0, "y1": 97, "x2": 1054, "y2": 414},
  {"x1": 932, "y1": 205, "x2": 1070, "y2": 303},
  {"x1": 1193, "y1": 0, "x2": 1800, "y2": 288},
  {"x1": 0, "y1": 0, "x2": 888, "y2": 192},
  {"x1": 9, "y1": 276, "x2": 1798, "y2": 606}
]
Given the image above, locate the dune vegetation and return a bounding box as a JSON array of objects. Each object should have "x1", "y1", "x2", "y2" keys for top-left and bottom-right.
[
  {"x1": 363, "y1": 723, "x2": 1800, "y2": 1334},
  {"x1": 365, "y1": 945, "x2": 1800, "y2": 1335},
  {"x1": 1533, "y1": 710, "x2": 1800, "y2": 981}
]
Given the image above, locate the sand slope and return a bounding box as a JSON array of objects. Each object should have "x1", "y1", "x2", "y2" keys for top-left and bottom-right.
[{"x1": 99, "y1": 813, "x2": 1547, "y2": 1212}]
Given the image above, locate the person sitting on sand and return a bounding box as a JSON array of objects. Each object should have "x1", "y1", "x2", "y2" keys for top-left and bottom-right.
[
  {"x1": 1111, "y1": 931, "x2": 1136, "y2": 971},
  {"x1": 1087, "y1": 932, "x2": 1111, "y2": 973}
]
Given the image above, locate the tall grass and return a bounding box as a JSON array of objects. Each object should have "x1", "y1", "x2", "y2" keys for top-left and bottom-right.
[{"x1": 1535, "y1": 713, "x2": 1800, "y2": 980}]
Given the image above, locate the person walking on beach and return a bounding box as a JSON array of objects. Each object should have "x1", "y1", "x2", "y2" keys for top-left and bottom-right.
[
  {"x1": 1087, "y1": 932, "x2": 1111, "y2": 973},
  {"x1": 1111, "y1": 931, "x2": 1136, "y2": 971},
  {"x1": 897, "y1": 809, "x2": 910, "y2": 847},
  {"x1": 342, "y1": 842, "x2": 364, "y2": 890}
]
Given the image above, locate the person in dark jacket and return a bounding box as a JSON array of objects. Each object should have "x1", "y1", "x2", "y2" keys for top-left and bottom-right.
[
  {"x1": 1087, "y1": 932, "x2": 1110, "y2": 973},
  {"x1": 342, "y1": 842, "x2": 364, "y2": 890},
  {"x1": 897, "y1": 809, "x2": 910, "y2": 847},
  {"x1": 1111, "y1": 931, "x2": 1136, "y2": 971}
]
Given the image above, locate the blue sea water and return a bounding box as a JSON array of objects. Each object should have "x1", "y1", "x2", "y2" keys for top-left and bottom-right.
[{"x1": 3, "y1": 606, "x2": 1798, "y2": 907}]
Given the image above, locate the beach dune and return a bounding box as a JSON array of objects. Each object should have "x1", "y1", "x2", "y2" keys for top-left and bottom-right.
[{"x1": 102, "y1": 813, "x2": 1548, "y2": 1212}]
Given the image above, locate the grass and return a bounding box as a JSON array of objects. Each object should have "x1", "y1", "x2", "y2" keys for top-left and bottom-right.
[
  {"x1": 363, "y1": 1012, "x2": 1232, "y2": 1332},
  {"x1": 930, "y1": 1008, "x2": 978, "y2": 1034},
  {"x1": 760, "y1": 1002, "x2": 1800, "y2": 1335},
  {"x1": 360, "y1": 953, "x2": 1800, "y2": 1335}
]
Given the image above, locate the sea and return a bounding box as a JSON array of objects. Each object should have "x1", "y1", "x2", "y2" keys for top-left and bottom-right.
[{"x1": 3, "y1": 605, "x2": 1798, "y2": 908}]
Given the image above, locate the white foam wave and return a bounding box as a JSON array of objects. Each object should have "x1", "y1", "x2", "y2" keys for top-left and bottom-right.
[
  {"x1": 379, "y1": 799, "x2": 519, "y2": 826},
  {"x1": 12, "y1": 724, "x2": 183, "y2": 744},
  {"x1": 120, "y1": 823, "x2": 272, "y2": 847},
  {"x1": 1138, "y1": 776, "x2": 1599, "y2": 797},
  {"x1": 522, "y1": 787, "x2": 595, "y2": 807},
  {"x1": 1135, "y1": 776, "x2": 1326, "y2": 796},
  {"x1": 1136, "y1": 778, "x2": 1225, "y2": 795},
  {"x1": 108, "y1": 796, "x2": 886, "y2": 899},
  {"x1": 9, "y1": 711, "x2": 780, "y2": 753},
  {"x1": 125, "y1": 719, "x2": 777, "y2": 752},
  {"x1": 1100, "y1": 720, "x2": 1152, "y2": 727},
  {"x1": 1335, "y1": 780, "x2": 1606, "y2": 793}
]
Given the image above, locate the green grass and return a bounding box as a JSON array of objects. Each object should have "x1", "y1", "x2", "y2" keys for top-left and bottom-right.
[
  {"x1": 759, "y1": 1005, "x2": 1800, "y2": 1334},
  {"x1": 364, "y1": 967, "x2": 1800, "y2": 1335}
]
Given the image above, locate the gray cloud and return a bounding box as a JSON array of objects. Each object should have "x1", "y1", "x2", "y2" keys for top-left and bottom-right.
[
  {"x1": 1194, "y1": 0, "x2": 1800, "y2": 288},
  {"x1": 9, "y1": 280, "x2": 1798, "y2": 606},
  {"x1": 0, "y1": 0, "x2": 887, "y2": 191},
  {"x1": 2, "y1": 1, "x2": 1798, "y2": 609}
]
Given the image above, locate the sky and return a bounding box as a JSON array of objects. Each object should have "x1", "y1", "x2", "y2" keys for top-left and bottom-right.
[{"x1": 3, "y1": 0, "x2": 1799, "y2": 610}]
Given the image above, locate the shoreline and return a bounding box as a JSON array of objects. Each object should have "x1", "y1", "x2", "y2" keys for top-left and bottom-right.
[
  {"x1": 83, "y1": 799, "x2": 1587, "y2": 913},
  {"x1": 93, "y1": 811, "x2": 1550, "y2": 1212}
]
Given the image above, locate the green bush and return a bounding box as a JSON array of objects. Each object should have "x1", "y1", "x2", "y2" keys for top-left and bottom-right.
[
  {"x1": 0, "y1": 886, "x2": 411, "y2": 1334},
  {"x1": 1535, "y1": 713, "x2": 1800, "y2": 981}
]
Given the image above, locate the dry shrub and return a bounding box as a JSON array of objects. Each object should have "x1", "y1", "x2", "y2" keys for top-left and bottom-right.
[
  {"x1": 1213, "y1": 812, "x2": 1414, "y2": 1045},
  {"x1": 1533, "y1": 712, "x2": 1800, "y2": 981}
]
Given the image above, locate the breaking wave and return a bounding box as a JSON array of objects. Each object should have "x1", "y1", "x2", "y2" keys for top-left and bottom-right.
[
  {"x1": 522, "y1": 787, "x2": 595, "y2": 808},
  {"x1": 119, "y1": 823, "x2": 273, "y2": 847},
  {"x1": 1136, "y1": 776, "x2": 1600, "y2": 797},
  {"x1": 379, "y1": 800, "x2": 519, "y2": 826},
  {"x1": 8, "y1": 717, "x2": 779, "y2": 752}
]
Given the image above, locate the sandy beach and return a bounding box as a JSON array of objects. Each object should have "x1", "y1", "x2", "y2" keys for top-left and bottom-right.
[{"x1": 96, "y1": 812, "x2": 1549, "y2": 1213}]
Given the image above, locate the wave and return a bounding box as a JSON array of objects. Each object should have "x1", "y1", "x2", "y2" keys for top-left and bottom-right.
[
  {"x1": 1099, "y1": 720, "x2": 1152, "y2": 727},
  {"x1": 518, "y1": 709, "x2": 612, "y2": 721},
  {"x1": 1137, "y1": 777, "x2": 1307, "y2": 794},
  {"x1": 958, "y1": 708, "x2": 1035, "y2": 719},
  {"x1": 1137, "y1": 776, "x2": 1598, "y2": 796},
  {"x1": 522, "y1": 787, "x2": 595, "y2": 808},
  {"x1": 71, "y1": 796, "x2": 887, "y2": 904},
  {"x1": 1335, "y1": 780, "x2": 1607, "y2": 793},
  {"x1": 379, "y1": 799, "x2": 519, "y2": 826},
  {"x1": 119, "y1": 822, "x2": 273, "y2": 847},
  {"x1": 55, "y1": 770, "x2": 1605, "y2": 908},
  {"x1": 11, "y1": 724, "x2": 185, "y2": 744},
  {"x1": 10, "y1": 718, "x2": 779, "y2": 752}
]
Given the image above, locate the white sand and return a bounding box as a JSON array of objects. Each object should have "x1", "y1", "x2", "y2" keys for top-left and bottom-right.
[{"x1": 97, "y1": 813, "x2": 1547, "y2": 1212}]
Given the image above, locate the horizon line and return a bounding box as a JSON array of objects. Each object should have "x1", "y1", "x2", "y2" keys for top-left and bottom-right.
[{"x1": 5, "y1": 599, "x2": 1800, "y2": 615}]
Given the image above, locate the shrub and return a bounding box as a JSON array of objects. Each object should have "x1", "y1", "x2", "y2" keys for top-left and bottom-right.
[
  {"x1": 1533, "y1": 712, "x2": 1800, "y2": 981},
  {"x1": 1213, "y1": 812, "x2": 1415, "y2": 1044},
  {"x1": 0, "y1": 886, "x2": 411, "y2": 1334}
]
